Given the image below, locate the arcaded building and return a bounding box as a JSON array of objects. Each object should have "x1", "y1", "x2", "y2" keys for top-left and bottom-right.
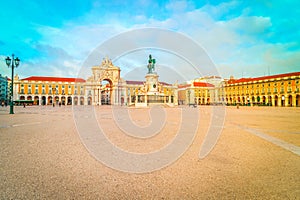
[
  {"x1": 11, "y1": 56, "x2": 300, "y2": 107},
  {"x1": 224, "y1": 72, "x2": 300, "y2": 107}
]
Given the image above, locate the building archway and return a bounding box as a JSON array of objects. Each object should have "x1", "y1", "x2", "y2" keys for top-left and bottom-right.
[
  {"x1": 48, "y1": 96, "x2": 52, "y2": 105},
  {"x1": 268, "y1": 96, "x2": 272, "y2": 106},
  {"x1": 80, "y1": 97, "x2": 84, "y2": 105},
  {"x1": 101, "y1": 79, "x2": 112, "y2": 105},
  {"x1": 61, "y1": 96, "x2": 66, "y2": 105},
  {"x1": 246, "y1": 96, "x2": 250, "y2": 106},
  {"x1": 20, "y1": 96, "x2": 25, "y2": 100},
  {"x1": 288, "y1": 95, "x2": 292, "y2": 106},
  {"x1": 67, "y1": 96, "x2": 72, "y2": 105},
  {"x1": 296, "y1": 95, "x2": 300, "y2": 107},
  {"x1": 34, "y1": 96, "x2": 39, "y2": 105},
  {"x1": 55, "y1": 96, "x2": 59, "y2": 105},
  {"x1": 252, "y1": 96, "x2": 255, "y2": 104},
  {"x1": 74, "y1": 97, "x2": 78, "y2": 105},
  {"x1": 88, "y1": 96, "x2": 92, "y2": 105},
  {"x1": 281, "y1": 95, "x2": 285, "y2": 107},
  {"x1": 27, "y1": 96, "x2": 32, "y2": 101},
  {"x1": 262, "y1": 96, "x2": 266, "y2": 105},
  {"x1": 257, "y1": 96, "x2": 260, "y2": 103},
  {"x1": 41, "y1": 96, "x2": 46, "y2": 105},
  {"x1": 274, "y1": 95, "x2": 278, "y2": 106}
]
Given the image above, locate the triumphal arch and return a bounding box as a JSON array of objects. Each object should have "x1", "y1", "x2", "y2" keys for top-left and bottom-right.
[
  {"x1": 85, "y1": 57, "x2": 122, "y2": 105},
  {"x1": 85, "y1": 56, "x2": 178, "y2": 106}
]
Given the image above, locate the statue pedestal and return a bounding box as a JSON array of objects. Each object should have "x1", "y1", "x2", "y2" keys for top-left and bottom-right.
[{"x1": 145, "y1": 73, "x2": 159, "y2": 95}]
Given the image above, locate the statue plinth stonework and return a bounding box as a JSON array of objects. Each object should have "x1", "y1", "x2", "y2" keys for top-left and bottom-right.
[{"x1": 145, "y1": 73, "x2": 159, "y2": 95}]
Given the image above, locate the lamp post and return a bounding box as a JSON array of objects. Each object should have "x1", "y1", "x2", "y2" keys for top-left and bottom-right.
[{"x1": 5, "y1": 54, "x2": 20, "y2": 114}]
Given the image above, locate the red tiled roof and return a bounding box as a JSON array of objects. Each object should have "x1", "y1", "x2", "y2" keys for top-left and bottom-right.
[
  {"x1": 193, "y1": 82, "x2": 214, "y2": 87},
  {"x1": 228, "y1": 72, "x2": 300, "y2": 84},
  {"x1": 21, "y1": 76, "x2": 86, "y2": 83}
]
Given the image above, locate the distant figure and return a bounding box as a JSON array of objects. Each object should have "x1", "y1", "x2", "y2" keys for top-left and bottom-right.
[{"x1": 23, "y1": 103, "x2": 26, "y2": 108}]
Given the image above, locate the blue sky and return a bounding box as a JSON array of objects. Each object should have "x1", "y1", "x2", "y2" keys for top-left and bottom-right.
[{"x1": 0, "y1": 0, "x2": 299, "y2": 82}]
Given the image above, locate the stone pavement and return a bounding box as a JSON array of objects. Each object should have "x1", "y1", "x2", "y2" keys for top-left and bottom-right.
[{"x1": 0, "y1": 105, "x2": 299, "y2": 199}]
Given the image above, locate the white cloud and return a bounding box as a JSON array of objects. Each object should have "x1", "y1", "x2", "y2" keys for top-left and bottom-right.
[
  {"x1": 21, "y1": 0, "x2": 298, "y2": 81},
  {"x1": 227, "y1": 16, "x2": 272, "y2": 34},
  {"x1": 200, "y1": 0, "x2": 240, "y2": 18}
]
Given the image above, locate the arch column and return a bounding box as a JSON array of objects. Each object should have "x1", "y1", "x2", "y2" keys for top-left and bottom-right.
[
  {"x1": 204, "y1": 91, "x2": 208, "y2": 104},
  {"x1": 284, "y1": 95, "x2": 289, "y2": 107},
  {"x1": 292, "y1": 94, "x2": 296, "y2": 107},
  {"x1": 271, "y1": 95, "x2": 275, "y2": 106},
  {"x1": 278, "y1": 96, "x2": 282, "y2": 106}
]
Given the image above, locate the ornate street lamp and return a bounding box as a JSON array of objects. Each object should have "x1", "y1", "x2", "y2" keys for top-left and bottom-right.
[{"x1": 5, "y1": 54, "x2": 20, "y2": 114}]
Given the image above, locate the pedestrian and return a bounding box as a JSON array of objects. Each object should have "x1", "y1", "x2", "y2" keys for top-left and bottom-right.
[{"x1": 23, "y1": 103, "x2": 26, "y2": 108}]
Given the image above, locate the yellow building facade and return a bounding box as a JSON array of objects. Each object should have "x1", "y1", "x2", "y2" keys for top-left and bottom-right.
[
  {"x1": 14, "y1": 75, "x2": 86, "y2": 105},
  {"x1": 224, "y1": 72, "x2": 300, "y2": 107},
  {"x1": 178, "y1": 81, "x2": 215, "y2": 105}
]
